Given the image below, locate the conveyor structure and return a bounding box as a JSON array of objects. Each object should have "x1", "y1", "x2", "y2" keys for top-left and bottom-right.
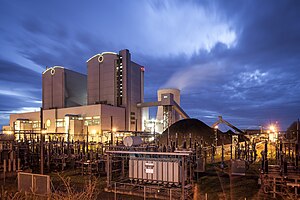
[{"x1": 137, "y1": 93, "x2": 189, "y2": 131}]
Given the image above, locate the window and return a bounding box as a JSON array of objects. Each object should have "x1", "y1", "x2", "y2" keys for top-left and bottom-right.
[
  {"x1": 84, "y1": 116, "x2": 100, "y2": 126},
  {"x1": 32, "y1": 121, "x2": 40, "y2": 129},
  {"x1": 93, "y1": 119, "x2": 100, "y2": 125},
  {"x1": 56, "y1": 121, "x2": 65, "y2": 127},
  {"x1": 56, "y1": 119, "x2": 64, "y2": 127}
]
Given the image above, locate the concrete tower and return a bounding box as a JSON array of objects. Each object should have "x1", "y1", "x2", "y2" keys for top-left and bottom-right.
[{"x1": 156, "y1": 88, "x2": 181, "y2": 132}]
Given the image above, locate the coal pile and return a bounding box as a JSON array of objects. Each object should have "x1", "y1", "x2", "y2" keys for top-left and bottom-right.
[{"x1": 158, "y1": 118, "x2": 232, "y2": 147}]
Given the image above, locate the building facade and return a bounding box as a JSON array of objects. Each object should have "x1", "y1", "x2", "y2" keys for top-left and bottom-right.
[
  {"x1": 42, "y1": 66, "x2": 87, "y2": 109},
  {"x1": 87, "y1": 49, "x2": 144, "y2": 131},
  {"x1": 9, "y1": 104, "x2": 125, "y2": 143},
  {"x1": 5, "y1": 49, "x2": 145, "y2": 143}
]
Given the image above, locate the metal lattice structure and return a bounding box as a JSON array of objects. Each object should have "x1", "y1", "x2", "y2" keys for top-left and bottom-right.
[{"x1": 163, "y1": 105, "x2": 173, "y2": 131}]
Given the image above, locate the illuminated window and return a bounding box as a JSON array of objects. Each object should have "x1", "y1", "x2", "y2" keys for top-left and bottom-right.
[
  {"x1": 93, "y1": 119, "x2": 100, "y2": 125},
  {"x1": 32, "y1": 121, "x2": 41, "y2": 129},
  {"x1": 84, "y1": 118, "x2": 100, "y2": 126},
  {"x1": 56, "y1": 121, "x2": 65, "y2": 127}
]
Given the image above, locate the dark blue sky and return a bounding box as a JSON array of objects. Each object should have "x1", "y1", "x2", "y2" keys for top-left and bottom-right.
[{"x1": 0, "y1": 0, "x2": 299, "y2": 130}]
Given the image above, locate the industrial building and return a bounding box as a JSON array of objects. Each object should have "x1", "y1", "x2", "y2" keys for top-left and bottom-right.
[
  {"x1": 4, "y1": 49, "x2": 190, "y2": 145},
  {"x1": 6, "y1": 49, "x2": 145, "y2": 143}
]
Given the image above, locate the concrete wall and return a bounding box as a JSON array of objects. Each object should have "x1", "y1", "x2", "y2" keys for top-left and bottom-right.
[
  {"x1": 87, "y1": 53, "x2": 119, "y2": 106},
  {"x1": 43, "y1": 67, "x2": 65, "y2": 109},
  {"x1": 42, "y1": 66, "x2": 87, "y2": 110}
]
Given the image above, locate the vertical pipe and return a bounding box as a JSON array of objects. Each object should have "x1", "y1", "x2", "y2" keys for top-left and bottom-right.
[
  {"x1": 107, "y1": 154, "x2": 110, "y2": 188},
  {"x1": 47, "y1": 140, "x2": 50, "y2": 170},
  {"x1": 189, "y1": 133, "x2": 192, "y2": 150},
  {"x1": 86, "y1": 126, "x2": 89, "y2": 153},
  {"x1": 8, "y1": 159, "x2": 11, "y2": 172},
  {"x1": 114, "y1": 182, "x2": 117, "y2": 200},
  {"x1": 296, "y1": 143, "x2": 299, "y2": 169},
  {"x1": 167, "y1": 127, "x2": 170, "y2": 147},
  {"x1": 297, "y1": 119, "x2": 299, "y2": 143},
  {"x1": 221, "y1": 143, "x2": 224, "y2": 168},
  {"x1": 17, "y1": 158, "x2": 20, "y2": 171},
  {"x1": 3, "y1": 160, "x2": 6, "y2": 184},
  {"x1": 154, "y1": 120, "x2": 156, "y2": 145},
  {"x1": 181, "y1": 156, "x2": 185, "y2": 200},
  {"x1": 230, "y1": 144, "x2": 232, "y2": 160},
  {"x1": 40, "y1": 107, "x2": 43, "y2": 131},
  {"x1": 111, "y1": 116, "x2": 113, "y2": 145},
  {"x1": 296, "y1": 119, "x2": 299, "y2": 169},
  {"x1": 175, "y1": 133, "x2": 178, "y2": 149},
  {"x1": 40, "y1": 133, "x2": 44, "y2": 174},
  {"x1": 135, "y1": 119, "x2": 138, "y2": 132}
]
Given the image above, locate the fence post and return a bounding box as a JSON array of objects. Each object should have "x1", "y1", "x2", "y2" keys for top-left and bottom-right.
[
  {"x1": 3, "y1": 160, "x2": 6, "y2": 184},
  {"x1": 8, "y1": 159, "x2": 11, "y2": 172},
  {"x1": 17, "y1": 158, "x2": 21, "y2": 171},
  {"x1": 13, "y1": 159, "x2": 16, "y2": 172},
  {"x1": 114, "y1": 182, "x2": 117, "y2": 200},
  {"x1": 144, "y1": 186, "x2": 146, "y2": 200}
]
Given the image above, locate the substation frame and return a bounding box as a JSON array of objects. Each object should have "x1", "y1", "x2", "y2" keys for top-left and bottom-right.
[
  {"x1": 259, "y1": 138, "x2": 300, "y2": 199},
  {"x1": 0, "y1": 130, "x2": 108, "y2": 176},
  {"x1": 105, "y1": 149, "x2": 194, "y2": 200}
]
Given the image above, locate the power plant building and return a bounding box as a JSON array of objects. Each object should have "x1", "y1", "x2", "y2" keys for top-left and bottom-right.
[{"x1": 6, "y1": 49, "x2": 145, "y2": 143}]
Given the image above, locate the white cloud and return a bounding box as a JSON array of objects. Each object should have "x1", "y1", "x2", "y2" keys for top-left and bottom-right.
[
  {"x1": 138, "y1": 1, "x2": 237, "y2": 56},
  {"x1": 10, "y1": 107, "x2": 40, "y2": 114},
  {"x1": 234, "y1": 70, "x2": 268, "y2": 87},
  {"x1": 0, "y1": 88, "x2": 39, "y2": 100}
]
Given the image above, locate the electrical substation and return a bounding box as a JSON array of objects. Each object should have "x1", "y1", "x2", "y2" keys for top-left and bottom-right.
[{"x1": 0, "y1": 50, "x2": 299, "y2": 199}]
